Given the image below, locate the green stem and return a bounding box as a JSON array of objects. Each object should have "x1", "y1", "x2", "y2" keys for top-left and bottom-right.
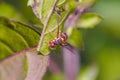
[
  {"x1": 44, "y1": 12, "x2": 69, "y2": 34},
  {"x1": 37, "y1": 0, "x2": 57, "y2": 52}
]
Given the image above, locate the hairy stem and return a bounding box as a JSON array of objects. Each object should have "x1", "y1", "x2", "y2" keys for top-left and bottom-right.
[{"x1": 37, "y1": 0, "x2": 57, "y2": 52}]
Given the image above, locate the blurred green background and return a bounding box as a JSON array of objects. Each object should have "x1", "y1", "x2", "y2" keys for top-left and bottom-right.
[
  {"x1": 80, "y1": 0, "x2": 120, "y2": 80},
  {"x1": 0, "y1": 0, "x2": 120, "y2": 80}
]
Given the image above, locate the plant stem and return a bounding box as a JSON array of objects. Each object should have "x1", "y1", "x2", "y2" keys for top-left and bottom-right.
[
  {"x1": 44, "y1": 12, "x2": 69, "y2": 34},
  {"x1": 37, "y1": 0, "x2": 57, "y2": 52}
]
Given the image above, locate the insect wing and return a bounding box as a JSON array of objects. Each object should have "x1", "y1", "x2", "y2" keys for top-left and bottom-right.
[{"x1": 63, "y1": 43, "x2": 75, "y2": 53}]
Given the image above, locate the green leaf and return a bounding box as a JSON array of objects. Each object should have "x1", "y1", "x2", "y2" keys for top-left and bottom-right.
[
  {"x1": 28, "y1": 0, "x2": 99, "y2": 55},
  {"x1": 65, "y1": 0, "x2": 77, "y2": 11},
  {"x1": 58, "y1": 0, "x2": 66, "y2": 5},
  {"x1": 0, "y1": 17, "x2": 40, "y2": 60},
  {"x1": 27, "y1": 0, "x2": 66, "y2": 22},
  {"x1": 67, "y1": 27, "x2": 83, "y2": 48},
  {"x1": 39, "y1": 12, "x2": 68, "y2": 55},
  {"x1": 77, "y1": 13, "x2": 103, "y2": 29},
  {"x1": 27, "y1": 0, "x2": 68, "y2": 55},
  {"x1": 64, "y1": 0, "x2": 99, "y2": 28},
  {"x1": 78, "y1": 65, "x2": 98, "y2": 80},
  {"x1": 3, "y1": 0, "x2": 42, "y2": 25},
  {"x1": 80, "y1": 0, "x2": 98, "y2": 7},
  {"x1": 27, "y1": 0, "x2": 42, "y2": 19},
  {"x1": 28, "y1": 0, "x2": 85, "y2": 55},
  {"x1": 66, "y1": 0, "x2": 97, "y2": 11},
  {"x1": 0, "y1": 2, "x2": 24, "y2": 21},
  {"x1": 0, "y1": 48, "x2": 49, "y2": 80},
  {"x1": 0, "y1": 17, "x2": 48, "y2": 80}
]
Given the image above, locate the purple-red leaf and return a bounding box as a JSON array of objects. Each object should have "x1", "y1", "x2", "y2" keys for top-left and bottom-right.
[
  {"x1": 48, "y1": 58, "x2": 61, "y2": 74},
  {"x1": 25, "y1": 52, "x2": 49, "y2": 80},
  {"x1": 0, "y1": 48, "x2": 49, "y2": 80},
  {"x1": 62, "y1": 44, "x2": 80, "y2": 80},
  {"x1": 65, "y1": 6, "x2": 85, "y2": 28}
]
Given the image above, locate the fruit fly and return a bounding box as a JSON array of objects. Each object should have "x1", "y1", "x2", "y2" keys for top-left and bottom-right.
[{"x1": 49, "y1": 23, "x2": 68, "y2": 48}]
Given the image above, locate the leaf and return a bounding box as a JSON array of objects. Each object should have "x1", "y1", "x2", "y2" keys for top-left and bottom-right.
[
  {"x1": 34, "y1": 2, "x2": 69, "y2": 55},
  {"x1": 80, "y1": 0, "x2": 97, "y2": 6},
  {"x1": 3, "y1": 0, "x2": 43, "y2": 25},
  {"x1": 67, "y1": 27, "x2": 83, "y2": 48},
  {"x1": 0, "y1": 2, "x2": 24, "y2": 21},
  {"x1": 58, "y1": 0, "x2": 66, "y2": 5},
  {"x1": 0, "y1": 47, "x2": 49, "y2": 80},
  {"x1": 25, "y1": 51, "x2": 49, "y2": 80},
  {"x1": 78, "y1": 65, "x2": 98, "y2": 80},
  {"x1": 28, "y1": 0, "x2": 82, "y2": 55},
  {"x1": 28, "y1": 0, "x2": 80, "y2": 55},
  {"x1": 0, "y1": 17, "x2": 40, "y2": 60},
  {"x1": 27, "y1": 0, "x2": 65, "y2": 22},
  {"x1": 27, "y1": 0, "x2": 43, "y2": 21},
  {"x1": 28, "y1": 0, "x2": 59, "y2": 55},
  {"x1": 39, "y1": 13, "x2": 68, "y2": 55},
  {"x1": 0, "y1": 17, "x2": 48, "y2": 80},
  {"x1": 48, "y1": 58, "x2": 61, "y2": 74},
  {"x1": 76, "y1": 13, "x2": 103, "y2": 28},
  {"x1": 64, "y1": 6, "x2": 85, "y2": 28},
  {"x1": 66, "y1": 0, "x2": 97, "y2": 12},
  {"x1": 64, "y1": 0, "x2": 98, "y2": 28},
  {"x1": 62, "y1": 44, "x2": 80, "y2": 80},
  {"x1": 28, "y1": 0, "x2": 99, "y2": 55}
]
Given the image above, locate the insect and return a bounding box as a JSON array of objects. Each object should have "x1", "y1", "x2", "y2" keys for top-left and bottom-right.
[
  {"x1": 48, "y1": 22, "x2": 76, "y2": 54},
  {"x1": 48, "y1": 25, "x2": 74, "y2": 53},
  {"x1": 49, "y1": 22, "x2": 68, "y2": 48},
  {"x1": 49, "y1": 32, "x2": 68, "y2": 48}
]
